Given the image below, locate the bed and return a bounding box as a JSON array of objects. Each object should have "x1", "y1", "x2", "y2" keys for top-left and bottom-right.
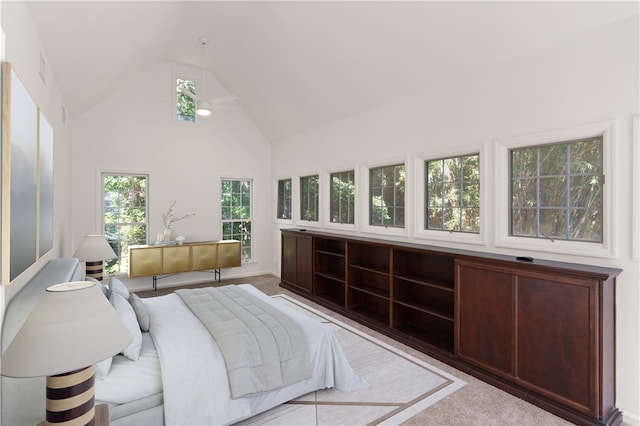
[{"x1": 1, "y1": 258, "x2": 366, "y2": 425}]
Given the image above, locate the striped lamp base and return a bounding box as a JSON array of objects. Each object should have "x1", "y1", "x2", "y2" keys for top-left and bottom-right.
[
  {"x1": 46, "y1": 366, "x2": 96, "y2": 425},
  {"x1": 85, "y1": 261, "x2": 104, "y2": 282}
]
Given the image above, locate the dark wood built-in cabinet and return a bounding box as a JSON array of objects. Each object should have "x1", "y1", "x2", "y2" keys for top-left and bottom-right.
[{"x1": 280, "y1": 228, "x2": 622, "y2": 426}]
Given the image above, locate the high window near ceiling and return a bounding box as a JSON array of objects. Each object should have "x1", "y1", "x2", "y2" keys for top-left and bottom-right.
[
  {"x1": 102, "y1": 173, "x2": 148, "y2": 274},
  {"x1": 330, "y1": 170, "x2": 355, "y2": 224},
  {"x1": 426, "y1": 154, "x2": 480, "y2": 233},
  {"x1": 510, "y1": 136, "x2": 603, "y2": 242},
  {"x1": 300, "y1": 175, "x2": 319, "y2": 222},
  {"x1": 176, "y1": 78, "x2": 196, "y2": 122},
  {"x1": 221, "y1": 179, "x2": 252, "y2": 261},
  {"x1": 277, "y1": 178, "x2": 292, "y2": 220},
  {"x1": 370, "y1": 163, "x2": 405, "y2": 228}
]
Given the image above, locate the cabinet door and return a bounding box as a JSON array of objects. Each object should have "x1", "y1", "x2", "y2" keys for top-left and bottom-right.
[
  {"x1": 218, "y1": 241, "x2": 241, "y2": 268},
  {"x1": 162, "y1": 246, "x2": 191, "y2": 274},
  {"x1": 455, "y1": 261, "x2": 515, "y2": 379},
  {"x1": 280, "y1": 233, "x2": 312, "y2": 293},
  {"x1": 517, "y1": 275, "x2": 597, "y2": 416},
  {"x1": 281, "y1": 233, "x2": 297, "y2": 285},
  {"x1": 129, "y1": 247, "x2": 162, "y2": 277},
  {"x1": 192, "y1": 244, "x2": 218, "y2": 270},
  {"x1": 295, "y1": 235, "x2": 313, "y2": 292}
]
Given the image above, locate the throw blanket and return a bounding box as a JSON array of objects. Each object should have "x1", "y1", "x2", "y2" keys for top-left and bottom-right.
[{"x1": 176, "y1": 285, "x2": 312, "y2": 398}]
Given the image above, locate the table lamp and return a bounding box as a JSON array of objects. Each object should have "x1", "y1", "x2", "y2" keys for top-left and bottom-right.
[
  {"x1": 1, "y1": 281, "x2": 132, "y2": 425},
  {"x1": 73, "y1": 235, "x2": 117, "y2": 281}
]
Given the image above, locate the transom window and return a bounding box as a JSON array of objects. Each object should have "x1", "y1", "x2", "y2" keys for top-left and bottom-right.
[
  {"x1": 277, "y1": 179, "x2": 292, "y2": 220},
  {"x1": 221, "y1": 179, "x2": 252, "y2": 261},
  {"x1": 300, "y1": 175, "x2": 319, "y2": 221},
  {"x1": 176, "y1": 78, "x2": 196, "y2": 122},
  {"x1": 102, "y1": 173, "x2": 148, "y2": 274},
  {"x1": 426, "y1": 154, "x2": 480, "y2": 233},
  {"x1": 370, "y1": 163, "x2": 405, "y2": 228},
  {"x1": 510, "y1": 136, "x2": 603, "y2": 242},
  {"x1": 330, "y1": 170, "x2": 355, "y2": 224}
]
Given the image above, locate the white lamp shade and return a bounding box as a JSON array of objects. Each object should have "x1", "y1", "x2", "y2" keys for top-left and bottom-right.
[
  {"x1": 73, "y1": 235, "x2": 117, "y2": 262},
  {"x1": 1, "y1": 281, "x2": 132, "y2": 378}
]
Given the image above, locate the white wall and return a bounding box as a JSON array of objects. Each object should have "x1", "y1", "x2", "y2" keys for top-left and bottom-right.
[
  {"x1": 270, "y1": 16, "x2": 640, "y2": 424},
  {"x1": 0, "y1": 1, "x2": 73, "y2": 300},
  {"x1": 71, "y1": 60, "x2": 273, "y2": 291},
  {"x1": 0, "y1": 3, "x2": 73, "y2": 424}
]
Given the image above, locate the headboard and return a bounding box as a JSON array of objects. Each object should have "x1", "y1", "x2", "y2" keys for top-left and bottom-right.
[{"x1": 1, "y1": 258, "x2": 82, "y2": 425}]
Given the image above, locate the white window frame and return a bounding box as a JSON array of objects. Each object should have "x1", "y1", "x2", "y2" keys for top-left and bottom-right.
[
  {"x1": 495, "y1": 120, "x2": 616, "y2": 258},
  {"x1": 174, "y1": 71, "x2": 200, "y2": 125},
  {"x1": 323, "y1": 164, "x2": 358, "y2": 232},
  {"x1": 361, "y1": 156, "x2": 410, "y2": 238},
  {"x1": 98, "y1": 169, "x2": 151, "y2": 275},
  {"x1": 415, "y1": 143, "x2": 488, "y2": 246},
  {"x1": 273, "y1": 176, "x2": 293, "y2": 225},
  {"x1": 294, "y1": 171, "x2": 321, "y2": 228},
  {"x1": 220, "y1": 177, "x2": 253, "y2": 263}
]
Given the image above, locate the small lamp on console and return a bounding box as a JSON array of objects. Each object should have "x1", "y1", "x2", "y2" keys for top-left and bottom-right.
[
  {"x1": 73, "y1": 235, "x2": 117, "y2": 281},
  {"x1": 1, "y1": 281, "x2": 132, "y2": 425}
]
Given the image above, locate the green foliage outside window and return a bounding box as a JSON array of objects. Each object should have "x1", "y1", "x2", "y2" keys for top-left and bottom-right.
[
  {"x1": 300, "y1": 175, "x2": 319, "y2": 221},
  {"x1": 370, "y1": 164, "x2": 405, "y2": 228},
  {"x1": 221, "y1": 179, "x2": 252, "y2": 261},
  {"x1": 426, "y1": 154, "x2": 480, "y2": 233},
  {"x1": 510, "y1": 137, "x2": 603, "y2": 242},
  {"x1": 103, "y1": 174, "x2": 148, "y2": 274},
  {"x1": 330, "y1": 170, "x2": 355, "y2": 224},
  {"x1": 176, "y1": 78, "x2": 196, "y2": 122},
  {"x1": 277, "y1": 179, "x2": 292, "y2": 220}
]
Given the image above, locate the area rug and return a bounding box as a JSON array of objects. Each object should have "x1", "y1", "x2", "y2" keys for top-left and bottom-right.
[{"x1": 237, "y1": 294, "x2": 466, "y2": 426}]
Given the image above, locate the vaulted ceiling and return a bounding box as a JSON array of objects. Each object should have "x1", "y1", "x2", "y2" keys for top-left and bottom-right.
[{"x1": 25, "y1": 1, "x2": 639, "y2": 143}]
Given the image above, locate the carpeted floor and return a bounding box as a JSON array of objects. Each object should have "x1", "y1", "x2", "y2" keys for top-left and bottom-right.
[{"x1": 136, "y1": 274, "x2": 576, "y2": 426}]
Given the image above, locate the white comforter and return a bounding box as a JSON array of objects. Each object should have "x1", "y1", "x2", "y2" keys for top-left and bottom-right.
[{"x1": 145, "y1": 284, "x2": 366, "y2": 425}]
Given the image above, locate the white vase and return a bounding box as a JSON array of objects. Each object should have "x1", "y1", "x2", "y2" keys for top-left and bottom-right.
[{"x1": 163, "y1": 228, "x2": 171, "y2": 241}]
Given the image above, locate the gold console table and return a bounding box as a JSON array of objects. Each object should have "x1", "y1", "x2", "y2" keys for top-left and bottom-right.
[{"x1": 129, "y1": 240, "x2": 241, "y2": 290}]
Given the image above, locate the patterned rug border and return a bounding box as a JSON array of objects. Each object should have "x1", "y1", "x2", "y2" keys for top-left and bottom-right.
[{"x1": 271, "y1": 294, "x2": 466, "y2": 425}]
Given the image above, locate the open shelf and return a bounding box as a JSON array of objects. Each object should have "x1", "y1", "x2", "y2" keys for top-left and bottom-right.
[
  {"x1": 393, "y1": 305, "x2": 454, "y2": 352},
  {"x1": 315, "y1": 273, "x2": 345, "y2": 306},
  {"x1": 348, "y1": 242, "x2": 390, "y2": 272},
  {"x1": 315, "y1": 237, "x2": 346, "y2": 255},
  {"x1": 348, "y1": 266, "x2": 390, "y2": 298},
  {"x1": 348, "y1": 287, "x2": 390, "y2": 325}
]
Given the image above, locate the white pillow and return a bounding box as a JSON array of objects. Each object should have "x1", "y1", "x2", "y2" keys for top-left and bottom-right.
[
  {"x1": 110, "y1": 292, "x2": 142, "y2": 361},
  {"x1": 110, "y1": 276, "x2": 129, "y2": 299},
  {"x1": 95, "y1": 356, "x2": 113, "y2": 379},
  {"x1": 129, "y1": 293, "x2": 150, "y2": 332},
  {"x1": 86, "y1": 276, "x2": 109, "y2": 298}
]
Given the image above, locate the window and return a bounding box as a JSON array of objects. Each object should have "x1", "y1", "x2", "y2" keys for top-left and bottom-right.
[
  {"x1": 510, "y1": 136, "x2": 603, "y2": 242},
  {"x1": 277, "y1": 179, "x2": 292, "y2": 220},
  {"x1": 426, "y1": 154, "x2": 480, "y2": 233},
  {"x1": 103, "y1": 174, "x2": 148, "y2": 274},
  {"x1": 370, "y1": 163, "x2": 405, "y2": 227},
  {"x1": 300, "y1": 175, "x2": 319, "y2": 221},
  {"x1": 330, "y1": 170, "x2": 355, "y2": 224},
  {"x1": 221, "y1": 179, "x2": 252, "y2": 261},
  {"x1": 176, "y1": 78, "x2": 196, "y2": 122}
]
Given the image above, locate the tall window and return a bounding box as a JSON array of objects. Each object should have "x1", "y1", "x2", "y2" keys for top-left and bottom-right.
[
  {"x1": 103, "y1": 174, "x2": 148, "y2": 274},
  {"x1": 426, "y1": 154, "x2": 480, "y2": 233},
  {"x1": 510, "y1": 136, "x2": 603, "y2": 242},
  {"x1": 176, "y1": 78, "x2": 196, "y2": 122},
  {"x1": 277, "y1": 179, "x2": 292, "y2": 220},
  {"x1": 330, "y1": 170, "x2": 355, "y2": 224},
  {"x1": 300, "y1": 175, "x2": 319, "y2": 221},
  {"x1": 370, "y1": 163, "x2": 405, "y2": 227},
  {"x1": 221, "y1": 179, "x2": 252, "y2": 261}
]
